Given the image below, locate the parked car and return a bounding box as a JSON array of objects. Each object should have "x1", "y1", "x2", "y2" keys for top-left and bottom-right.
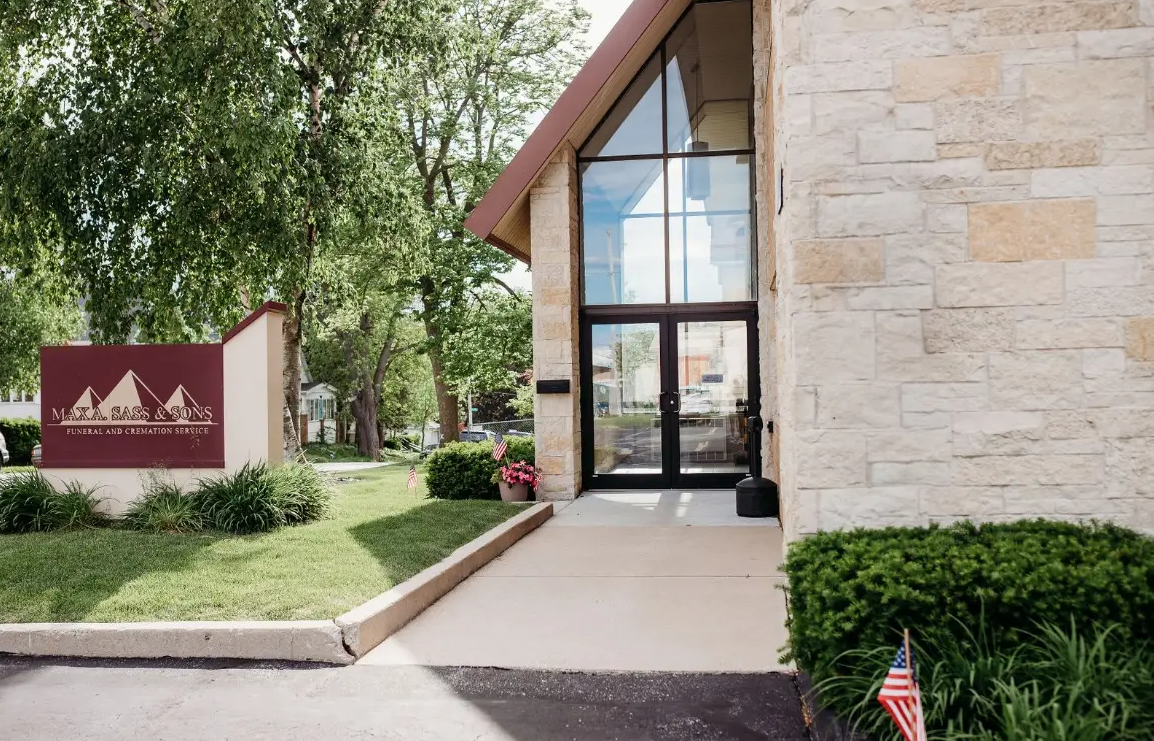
[
  {"x1": 459, "y1": 430, "x2": 494, "y2": 443},
  {"x1": 0, "y1": 432, "x2": 8, "y2": 469},
  {"x1": 32, "y1": 444, "x2": 42, "y2": 468},
  {"x1": 419, "y1": 444, "x2": 440, "y2": 460}
]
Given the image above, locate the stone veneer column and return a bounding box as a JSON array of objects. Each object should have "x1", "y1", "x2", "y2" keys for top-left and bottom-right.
[
  {"x1": 530, "y1": 146, "x2": 582, "y2": 500},
  {"x1": 771, "y1": 0, "x2": 1154, "y2": 540}
]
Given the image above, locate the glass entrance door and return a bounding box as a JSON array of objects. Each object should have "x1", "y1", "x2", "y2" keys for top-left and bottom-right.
[
  {"x1": 674, "y1": 319, "x2": 753, "y2": 485},
  {"x1": 587, "y1": 322, "x2": 665, "y2": 486},
  {"x1": 581, "y1": 311, "x2": 757, "y2": 489}
]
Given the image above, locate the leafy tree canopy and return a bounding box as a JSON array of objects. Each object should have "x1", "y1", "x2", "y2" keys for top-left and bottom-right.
[
  {"x1": 0, "y1": 268, "x2": 83, "y2": 392},
  {"x1": 393, "y1": 0, "x2": 588, "y2": 439},
  {"x1": 441, "y1": 288, "x2": 532, "y2": 395},
  {"x1": 0, "y1": 0, "x2": 434, "y2": 341}
]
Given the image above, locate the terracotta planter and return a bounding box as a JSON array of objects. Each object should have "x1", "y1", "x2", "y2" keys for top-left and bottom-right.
[{"x1": 498, "y1": 481, "x2": 530, "y2": 502}]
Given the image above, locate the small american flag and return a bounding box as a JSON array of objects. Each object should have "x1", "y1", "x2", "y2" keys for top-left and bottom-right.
[
  {"x1": 492, "y1": 432, "x2": 507, "y2": 461},
  {"x1": 877, "y1": 633, "x2": 927, "y2": 741},
  {"x1": 407, "y1": 465, "x2": 418, "y2": 489}
]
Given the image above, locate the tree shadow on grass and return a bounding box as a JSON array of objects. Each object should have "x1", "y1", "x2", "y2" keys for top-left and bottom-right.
[
  {"x1": 0, "y1": 528, "x2": 220, "y2": 623},
  {"x1": 347, "y1": 499, "x2": 521, "y2": 588}
]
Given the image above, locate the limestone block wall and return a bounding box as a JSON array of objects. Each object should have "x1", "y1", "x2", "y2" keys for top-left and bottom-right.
[
  {"x1": 754, "y1": 0, "x2": 779, "y2": 479},
  {"x1": 530, "y1": 146, "x2": 582, "y2": 500},
  {"x1": 770, "y1": 0, "x2": 1154, "y2": 541}
]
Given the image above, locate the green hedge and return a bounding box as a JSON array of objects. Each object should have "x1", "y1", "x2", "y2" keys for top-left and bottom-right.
[
  {"x1": 783, "y1": 520, "x2": 1154, "y2": 684},
  {"x1": 426, "y1": 438, "x2": 534, "y2": 500},
  {"x1": 0, "y1": 418, "x2": 40, "y2": 465}
]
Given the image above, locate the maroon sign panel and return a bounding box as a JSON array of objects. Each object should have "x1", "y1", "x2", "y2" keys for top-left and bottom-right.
[{"x1": 40, "y1": 344, "x2": 225, "y2": 468}]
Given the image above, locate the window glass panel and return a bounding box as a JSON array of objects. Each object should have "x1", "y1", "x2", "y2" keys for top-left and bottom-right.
[
  {"x1": 580, "y1": 55, "x2": 663, "y2": 159},
  {"x1": 582, "y1": 160, "x2": 666, "y2": 305},
  {"x1": 590, "y1": 323, "x2": 662, "y2": 474},
  {"x1": 668, "y1": 155, "x2": 752, "y2": 303},
  {"x1": 665, "y1": 1, "x2": 752, "y2": 154},
  {"x1": 677, "y1": 320, "x2": 750, "y2": 474}
]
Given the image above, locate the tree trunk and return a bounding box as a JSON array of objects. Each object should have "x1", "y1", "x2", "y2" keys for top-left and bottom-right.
[
  {"x1": 424, "y1": 329, "x2": 458, "y2": 444},
  {"x1": 420, "y1": 294, "x2": 459, "y2": 443},
  {"x1": 351, "y1": 384, "x2": 381, "y2": 461},
  {"x1": 282, "y1": 289, "x2": 305, "y2": 460}
]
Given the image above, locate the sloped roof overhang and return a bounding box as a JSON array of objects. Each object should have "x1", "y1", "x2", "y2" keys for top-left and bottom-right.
[{"x1": 463, "y1": 0, "x2": 691, "y2": 263}]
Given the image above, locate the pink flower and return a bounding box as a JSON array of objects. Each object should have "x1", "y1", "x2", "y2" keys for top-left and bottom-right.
[{"x1": 498, "y1": 461, "x2": 541, "y2": 491}]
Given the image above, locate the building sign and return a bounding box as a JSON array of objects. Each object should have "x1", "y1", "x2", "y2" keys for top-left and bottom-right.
[
  {"x1": 40, "y1": 344, "x2": 225, "y2": 468},
  {"x1": 701, "y1": 373, "x2": 725, "y2": 384}
]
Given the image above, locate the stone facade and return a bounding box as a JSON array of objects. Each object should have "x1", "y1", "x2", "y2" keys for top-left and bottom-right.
[
  {"x1": 768, "y1": 0, "x2": 1154, "y2": 540},
  {"x1": 529, "y1": 146, "x2": 582, "y2": 500}
]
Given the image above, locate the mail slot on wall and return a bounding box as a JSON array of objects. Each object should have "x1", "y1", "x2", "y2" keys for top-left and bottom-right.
[{"x1": 536, "y1": 379, "x2": 571, "y2": 394}]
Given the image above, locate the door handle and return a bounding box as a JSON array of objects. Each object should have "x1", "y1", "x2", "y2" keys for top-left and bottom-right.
[{"x1": 669, "y1": 392, "x2": 681, "y2": 413}]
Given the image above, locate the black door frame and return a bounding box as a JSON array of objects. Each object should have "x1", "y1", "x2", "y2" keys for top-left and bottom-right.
[{"x1": 580, "y1": 303, "x2": 759, "y2": 491}]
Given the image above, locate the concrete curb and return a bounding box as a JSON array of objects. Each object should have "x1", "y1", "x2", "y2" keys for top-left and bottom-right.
[
  {"x1": 0, "y1": 621, "x2": 353, "y2": 664},
  {"x1": 0, "y1": 501, "x2": 551, "y2": 665},
  {"x1": 335, "y1": 501, "x2": 553, "y2": 659}
]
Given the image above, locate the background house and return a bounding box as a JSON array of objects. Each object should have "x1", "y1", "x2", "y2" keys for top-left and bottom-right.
[{"x1": 0, "y1": 391, "x2": 41, "y2": 421}]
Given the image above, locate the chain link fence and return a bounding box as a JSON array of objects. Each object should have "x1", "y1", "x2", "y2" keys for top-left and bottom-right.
[{"x1": 472, "y1": 418, "x2": 535, "y2": 438}]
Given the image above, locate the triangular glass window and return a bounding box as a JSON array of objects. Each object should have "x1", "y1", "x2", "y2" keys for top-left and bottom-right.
[
  {"x1": 579, "y1": 54, "x2": 663, "y2": 158},
  {"x1": 666, "y1": 1, "x2": 752, "y2": 153}
]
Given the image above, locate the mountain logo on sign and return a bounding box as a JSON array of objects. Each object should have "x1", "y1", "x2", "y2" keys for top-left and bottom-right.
[{"x1": 51, "y1": 370, "x2": 216, "y2": 426}]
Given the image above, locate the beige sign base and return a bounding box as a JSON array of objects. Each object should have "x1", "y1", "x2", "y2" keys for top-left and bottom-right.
[{"x1": 0, "y1": 503, "x2": 552, "y2": 664}]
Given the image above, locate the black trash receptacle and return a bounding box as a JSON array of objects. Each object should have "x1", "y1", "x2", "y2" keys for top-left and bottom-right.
[
  {"x1": 736, "y1": 475, "x2": 779, "y2": 518},
  {"x1": 735, "y1": 414, "x2": 780, "y2": 518}
]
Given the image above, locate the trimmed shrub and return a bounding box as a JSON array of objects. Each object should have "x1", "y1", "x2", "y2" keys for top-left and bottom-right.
[
  {"x1": 267, "y1": 463, "x2": 331, "y2": 524},
  {"x1": 0, "y1": 472, "x2": 105, "y2": 532},
  {"x1": 195, "y1": 463, "x2": 286, "y2": 534},
  {"x1": 784, "y1": 520, "x2": 1154, "y2": 687},
  {"x1": 426, "y1": 437, "x2": 535, "y2": 500},
  {"x1": 123, "y1": 481, "x2": 204, "y2": 533},
  {"x1": 0, "y1": 417, "x2": 40, "y2": 465}
]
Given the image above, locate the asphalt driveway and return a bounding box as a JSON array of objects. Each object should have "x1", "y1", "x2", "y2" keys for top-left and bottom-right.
[{"x1": 0, "y1": 657, "x2": 809, "y2": 740}]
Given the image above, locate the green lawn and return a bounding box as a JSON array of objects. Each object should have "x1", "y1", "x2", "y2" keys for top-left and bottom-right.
[
  {"x1": 0, "y1": 467, "x2": 523, "y2": 623},
  {"x1": 1, "y1": 465, "x2": 35, "y2": 474}
]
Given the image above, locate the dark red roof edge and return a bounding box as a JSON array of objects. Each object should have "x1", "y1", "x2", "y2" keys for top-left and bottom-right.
[
  {"x1": 223, "y1": 301, "x2": 288, "y2": 344},
  {"x1": 464, "y1": 0, "x2": 670, "y2": 257}
]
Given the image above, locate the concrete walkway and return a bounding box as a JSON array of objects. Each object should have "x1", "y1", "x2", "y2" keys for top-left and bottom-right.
[
  {"x1": 313, "y1": 461, "x2": 391, "y2": 473},
  {"x1": 361, "y1": 491, "x2": 790, "y2": 672}
]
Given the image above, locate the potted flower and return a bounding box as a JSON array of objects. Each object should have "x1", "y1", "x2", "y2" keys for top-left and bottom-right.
[{"x1": 493, "y1": 460, "x2": 539, "y2": 502}]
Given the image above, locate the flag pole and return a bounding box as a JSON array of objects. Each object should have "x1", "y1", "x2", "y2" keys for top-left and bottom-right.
[{"x1": 904, "y1": 628, "x2": 914, "y2": 707}]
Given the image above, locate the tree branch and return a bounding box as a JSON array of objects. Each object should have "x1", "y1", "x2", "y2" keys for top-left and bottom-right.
[
  {"x1": 489, "y1": 275, "x2": 518, "y2": 296},
  {"x1": 117, "y1": 0, "x2": 162, "y2": 44}
]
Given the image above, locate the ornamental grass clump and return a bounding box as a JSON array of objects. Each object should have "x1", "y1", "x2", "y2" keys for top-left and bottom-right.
[
  {"x1": 194, "y1": 462, "x2": 333, "y2": 534},
  {"x1": 813, "y1": 619, "x2": 1154, "y2": 741},
  {"x1": 122, "y1": 480, "x2": 204, "y2": 533},
  {"x1": 0, "y1": 472, "x2": 106, "y2": 533},
  {"x1": 267, "y1": 463, "x2": 332, "y2": 524},
  {"x1": 195, "y1": 463, "x2": 286, "y2": 535},
  {"x1": 53, "y1": 481, "x2": 108, "y2": 530}
]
